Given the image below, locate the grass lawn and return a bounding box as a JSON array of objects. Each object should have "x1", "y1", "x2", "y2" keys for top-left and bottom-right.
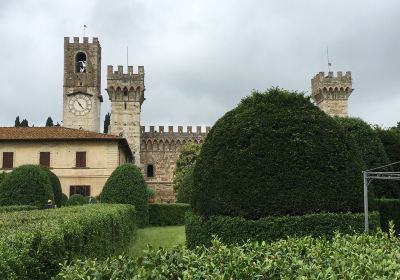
[{"x1": 128, "y1": 225, "x2": 185, "y2": 258}]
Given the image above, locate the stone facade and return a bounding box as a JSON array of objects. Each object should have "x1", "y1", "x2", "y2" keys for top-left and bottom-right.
[
  {"x1": 63, "y1": 37, "x2": 103, "y2": 132},
  {"x1": 311, "y1": 71, "x2": 353, "y2": 117}
]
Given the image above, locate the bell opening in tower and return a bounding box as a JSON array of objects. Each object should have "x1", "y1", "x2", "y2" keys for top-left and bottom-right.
[{"x1": 76, "y1": 52, "x2": 87, "y2": 73}]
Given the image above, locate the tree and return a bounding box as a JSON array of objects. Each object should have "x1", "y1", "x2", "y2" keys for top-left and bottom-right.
[
  {"x1": 376, "y1": 127, "x2": 400, "y2": 163},
  {"x1": 173, "y1": 142, "x2": 200, "y2": 192},
  {"x1": 176, "y1": 165, "x2": 194, "y2": 203},
  {"x1": 20, "y1": 119, "x2": 29, "y2": 127},
  {"x1": 103, "y1": 112, "x2": 111, "y2": 133},
  {"x1": 14, "y1": 116, "x2": 20, "y2": 127},
  {"x1": 45, "y1": 117, "x2": 54, "y2": 127}
]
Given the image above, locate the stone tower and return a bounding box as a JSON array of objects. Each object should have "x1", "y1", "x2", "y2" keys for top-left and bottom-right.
[
  {"x1": 106, "y1": 65, "x2": 145, "y2": 165},
  {"x1": 311, "y1": 71, "x2": 353, "y2": 117},
  {"x1": 63, "y1": 37, "x2": 102, "y2": 132}
]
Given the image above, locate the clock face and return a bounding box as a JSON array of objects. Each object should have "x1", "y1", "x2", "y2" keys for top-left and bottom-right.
[{"x1": 68, "y1": 94, "x2": 92, "y2": 116}]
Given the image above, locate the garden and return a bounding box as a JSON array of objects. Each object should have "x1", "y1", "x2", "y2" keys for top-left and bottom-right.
[{"x1": 1, "y1": 88, "x2": 400, "y2": 279}]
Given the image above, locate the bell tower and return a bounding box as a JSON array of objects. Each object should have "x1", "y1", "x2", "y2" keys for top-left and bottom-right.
[
  {"x1": 106, "y1": 65, "x2": 145, "y2": 165},
  {"x1": 62, "y1": 37, "x2": 103, "y2": 132}
]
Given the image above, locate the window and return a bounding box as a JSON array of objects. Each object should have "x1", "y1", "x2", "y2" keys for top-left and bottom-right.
[
  {"x1": 147, "y1": 164, "x2": 154, "y2": 177},
  {"x1": 2, "y1": 152, "x2": 13, "y2": 169},
  {"x1": 76, "y1": 152, "x2": 86, "y2": 168},
  {"x1": 39, "y1": 152, "x2": 50, "y2": 167},
  {"x1": 76, "y1": 52, "x2": 87, "y2": 73},
  {"x1": 70, "y1": 185, "x2": 90, "y2": 196},
  {"x1": 123, "y1": 87, "x2": 128, "y2": 97}
]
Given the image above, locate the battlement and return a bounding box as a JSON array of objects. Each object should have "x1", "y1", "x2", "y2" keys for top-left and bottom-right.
[
  {"x1": 313, "y1": 71, "x2": 351, "y2": 80},
  {"x1": 64, "y1": 37, "x2": 99, "y2": 45},
  {"x1": 141, "y1": 126, "x2": 211, "y2": 135},
  {"x1": 107, "y1": 65, "x2": 144, "y2": 77},
  {"x1": 311, "y1": 71, "x2": 352, "y2": 96}
]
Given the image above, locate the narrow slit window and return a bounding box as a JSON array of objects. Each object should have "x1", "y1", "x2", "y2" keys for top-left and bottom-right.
[{"x1": 147, "y1": 164, "x2": 154, "y2": 177}]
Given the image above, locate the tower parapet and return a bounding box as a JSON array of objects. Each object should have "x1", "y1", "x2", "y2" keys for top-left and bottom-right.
[{"x1": 311, "y1": 71, "x2": 353, "y2": 117}]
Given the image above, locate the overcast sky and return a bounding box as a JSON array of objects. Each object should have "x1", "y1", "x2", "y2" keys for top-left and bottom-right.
[{"x1": 0, "y1": 0, "x2": 399, "y2": 129}]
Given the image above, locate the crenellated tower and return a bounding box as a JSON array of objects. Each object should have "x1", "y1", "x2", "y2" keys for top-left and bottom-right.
[
  {"x1": 63, "y1": 37, "x2": 103, "y2": 132},
  {"x1": 311, "y1": 71, "x2": 353, "y2": 117},
  {"x1": 106, "y1": 65, "x2": 145, "y2": 165}
]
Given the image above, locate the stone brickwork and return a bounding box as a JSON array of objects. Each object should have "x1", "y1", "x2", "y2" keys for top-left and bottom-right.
[
  {"x1": 106, "y1": 65, "x2": 145, "y2": 165},
  {"x1": 63, "y1": 37, "x2": 103, "y2": 132},
  {"x1": 140, "y1": 126, "x2": 209, "y2": 202},
  {"x1": 311, "y1": 71, "x2": 353, "y2": 117}
]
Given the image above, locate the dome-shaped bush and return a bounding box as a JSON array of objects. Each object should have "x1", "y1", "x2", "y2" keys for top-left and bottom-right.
[
  {"x1": 177, "y1": 166, "x2": 194, "y2": 204},
  {"x1": 66, "y1": 194, "x2": 86, "y2": 206},
  {"x1": 100, "y1": 164, "x2": 149, "y2": 227},
  {"x1": 38, "y1": 166, "x2": 63, "y2": 207},
  {"x1": 0, "y1": 165, "x2": 53, "y2": 208},
  {"x1": 61, "y1": 193, "x2": 69, "y2": 207},
  {"x1": 192, "y1": 88, "x2": 369, "y2": 219}
]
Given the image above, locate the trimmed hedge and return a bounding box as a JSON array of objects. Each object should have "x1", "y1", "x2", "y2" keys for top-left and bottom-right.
[
  {"x1": 58, "y1": 229, "x2": 400, "y2": 279},
  {"x1": 0, "y1": 205, "x2": 38, "y2": 213},
  {"x1": 66, "y1": 194, "x2": 86, "y2": 206},
  {"x1": 38, "y1": 166, "x2": 64, "y2": 207},
  {"x1": 0, "y1": 172, "x2": 7, "y2": 185},
  {"x1": 176, "y1": 166, "x2": 194, "y2": 203},
  {"x1": 0, "y1": 204, "x2": 136, "y2": 279},
  {"x1": 377, "y1": 199, "x2": 400, "y2": 233},
  {"x1": 0, "y1": 165, "x2": 53, "y2": 208},
  {"x1": 100, "y1": 164, "x2": 149, "y2": 227},
  {"x1": 185, "y1": 211, "x2": 380, "y2": 248},
  {"x1": 149, "y1": 203, "x2": 190, "y2": 226},
  {"x1": 192, "y1": 89, "x2": 368, "y2": 219}
]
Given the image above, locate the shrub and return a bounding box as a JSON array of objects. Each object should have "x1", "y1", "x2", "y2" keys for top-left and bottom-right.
[
  {"x1": 185, "y1": 211, "x2": 380, "y2": 248},
  {"x1": 84, "y1": 196, "x2": 98, "y2": 204},
  {"x1": 39, "y1": 166, "x2": 64, "y2": 207},
  {"x1": 61, "y1": 193, "x2": 68, "y2": 206},
  {"x1": 66, "y1": 194, "x2": 86, "y2": 206},
  {"x1": 0, "y1": 204, "x2": 136, "y2": 279},
  {"x1": 377, "y1": 199, "x2": 400, "y2": 233},
  {"x1": 100, "y1": 164, "x2": 148, "y2": 227},
  {"x1": 173, "y1": 142, "x2": 200, "y2": 192},
  {"x1": 192, "y1": 88, "x2": 368, "y2": 219},
  {"x1": 57, "y1": 229, "x2": 400, "y2": 279},
  {"x1": 0, "y1": 172, "x2": 7, "y2": 185},
  {"x1": 146, "y1": 188, "x2": 156, "y2": 200},
  {"x1": 336, "y1": 117, "x2": 400, "y2": 198},
  {"x1": 0, "y1": 205, "x2": 38, "y2": 213},
  {"x1": 376, "y1": 127, "x2": 400, "y2": 163},
  {"x1": 176, "y1": 166, "x2": 194, "y2": 203},
  {"x1": 149, "y1": 203, "x2": 190, "y2": 226},
  {"x1": 0, "y1": 165, "x2": 53, "y2": 208}
]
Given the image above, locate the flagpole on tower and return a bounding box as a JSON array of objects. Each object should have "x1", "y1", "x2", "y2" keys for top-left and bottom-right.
[
  {"x1": 327, "y1": 47, "x2": 332, "y2": 72},
  {"x1": 83, "y1": 25, "x2": 87, "y2": 37}
]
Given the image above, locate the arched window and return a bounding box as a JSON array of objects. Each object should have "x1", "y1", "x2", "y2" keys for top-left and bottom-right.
[
  {"x1": 76, "y1": 52, "x2": 87, "y2": 73},
  {"x1": 147, "y1": 164, "x2": 154, "y2": 177},
  {"x1": 123, "y1": 87, "x2": 128, "y2": 97}
]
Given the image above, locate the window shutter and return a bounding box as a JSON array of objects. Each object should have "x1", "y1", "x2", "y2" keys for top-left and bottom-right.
[
  {"x1": 39, "y1": 152, "x2": 50, "y2": 167},
  {"x1": 2, "y1": 152, "x2": 13, "y2": 169},
  {"x1": 76, "y1": 152, "x2": 86, "y2": 168}
]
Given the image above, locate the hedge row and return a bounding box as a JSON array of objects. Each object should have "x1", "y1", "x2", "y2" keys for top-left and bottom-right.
[
  {"x1": 185, "y1": 211, "x2": 380, "y2": 248},
  {"x1": 0, "y1": 204, "x2": 136, "y2": 279},
  {"x1": 148, "y1": 203, "x2": 190, "y2": 226},
  {"x1": 57, "y1": 229, "x2": 400, "y2": 279},
  {"x1": 0, "y1": 205, "x2": 38, "y2": 213},
  {"x1": 377, "y1": 199, "x2": 400, "y2": 233}
]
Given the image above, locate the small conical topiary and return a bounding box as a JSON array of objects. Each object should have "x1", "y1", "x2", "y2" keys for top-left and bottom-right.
[{"x1": 100, "y1": 164, "x2": 149, "y2": 227}]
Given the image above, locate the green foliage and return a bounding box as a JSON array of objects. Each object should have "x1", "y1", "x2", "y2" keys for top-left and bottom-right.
[
  {"x1": 20, "y1": 118, "x2": 29, "y2": 127},
  {"x1": 185, "y1": 211, "x2": 380, "y2": 248},
  {"x1": 0, "y1": 205, "x2": 38, "y2": 213},
  {"x1": 14, "y1": 116, "x2": 20, "y2": 127},
  {"x1": 176, "y1": 165, "x2": 194, "y2": 203},
  {"x1": 38, "y1": 166, "x2": 63, "y2": 207},
  {"x1": 103, "y1": 112, "x2": 111, "y2": 133},
  {"x1": 45, "y1": 116, "x2": 54, "y2": 127},
  {"x1": 148, "y1": 203, "x2": 190, "y2": 226},
  {"x1": 0, "y1": 172, "x2": 7, "y2": 185},
  {"x1": 66, "y1": 194, "x2": 86, "y2": 206},
  {"x1": 173, "y1": 142, "x2": 200, "y2": 192},
  {"x1": 0, "y1": 165, "x2": 53, "y2": 208},
  {"x1": 336, "y1": 117, "x2": 399, "y2": 198},
  {"x1": 146, "y1": 187, "x2": 156, "y2": 199},
  {"x1": 377, "y1": 199, "x2": 400, "y2": 233},
  {"x1": 61, "y1": 193, "x2": 68, "y2": 207},
  {"x1": 58, "y1": 229, "x2": 400, "y2": 279},
  {"x1": 84, "y1": 196, "x2": 98, "y2": 204},
  {"x1": 376, "y1": 127, "x2": 400, "y2": 163},
  {"x1": 100, "y1": 164, "x2": 149, "y2": 227},
  {"x1": 192, "y1": 88, "x2": 368, "y2": 219},
  {"x1": 0, "y1": 204, "x2": 136, "y2": 279}
]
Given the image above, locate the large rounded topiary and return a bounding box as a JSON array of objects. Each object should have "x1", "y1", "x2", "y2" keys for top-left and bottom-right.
[
  {"x1": 192, "y1": 88, "x2": 369, "y2": 219},
  {"x1": 177, "y1": 165, "x2": 194, "y2": 204},
  {"x1": 66, "y1": 194, "x2": 86, "y2": 206},
  {"x1": 100, "y1": 164, "x2": 148, "y2": 227},
  {"x1": 0, "y1": 165, "x2": 53, "y2": 208},
  {"x1": 38, "y1": 166, "x2": 63, "y2": 207}
]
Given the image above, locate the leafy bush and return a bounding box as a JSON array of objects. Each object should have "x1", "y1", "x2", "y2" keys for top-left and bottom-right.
[
  {"x1": 148, "y1": 203, "x2": 190, "y2": 226},
  {"x1": 185, "y1": 211, "x2": 379, "y2": 248},
  {"x1": 66, "y1": 194, "x2": 86, "y2": 206},
  {"x1": 336, "y1": 117, "x2": 399, "y2": 198},
  {"x1": 176, "y1": 165, "x2": 194, "y2": 203},
  {"x1": 61, "y1": 193, "x2": 68, "y2": 206},
  {"x1": 84, "y1": 196, "x2": 98, "y2": 204},
  {"x1": 0, "y1": 165, "x2": 53, "y2": 208},
  {"x1": 192, "y1": 89, "x2": 368, "y2": 219},
  {"x1": 57, "y1": 229, "x2": 400, "y2": 279},
  {"x1": 377, "y1": 199, "x2": 400, "y2": 233},
  {"x1": 39, "y1": 166, "x2": 64, "y2": 207},
  {"x1": 0, "y1": 172, "x2": 7, "y2": 185},
  {"x1": 0, "y1": 205, "x2": 38, "y2": 213},
  {"x1": 146, "y1": 188, "x2": 156, "y2": 200},
  {"x1": 376, "y1": 127, "x2": 400, "y2": 162},
  {"x1": 173, "y1": 142, "x2": 200, "y2": 192},
  {"x1": 0, "y1": 204, "x2": 136, "y2": 279},
  {"x1": 100, "y1": 164, "x2": 149, "y2": 227}
]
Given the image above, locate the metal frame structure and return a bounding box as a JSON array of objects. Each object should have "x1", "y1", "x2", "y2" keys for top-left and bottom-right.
[{"x1": 363, "y1": 161, "x2": 400, "y2": 233}]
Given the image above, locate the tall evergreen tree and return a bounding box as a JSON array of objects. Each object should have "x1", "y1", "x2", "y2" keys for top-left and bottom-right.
[
  {"x1": 103, "y1": 112, "x2": 111, "y2": 133},
  {"x1": 20, "y1": 119, "x2": 29, "y2": 127},
  {"x1": 45, "y1": 117, "x2": 54, "y2": 127},
  {"x1": 14, "y1": 116, "x2": 20, "y2": 127}
]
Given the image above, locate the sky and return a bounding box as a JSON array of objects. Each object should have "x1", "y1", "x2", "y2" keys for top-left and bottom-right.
[{"x1": 0, "y1": 0, "x2": 399, "y2": 129}]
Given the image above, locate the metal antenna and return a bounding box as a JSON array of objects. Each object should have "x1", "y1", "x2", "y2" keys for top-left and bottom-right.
[
  {"x1": 83, "y1": 25, "x2": 87, "y2": 37},
  {"x1": 126, "y1": 46, "x2": 129, "y2": 72},
  {"x1": 326, "y1": 47, "x2": 332, "y2": 72}
]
